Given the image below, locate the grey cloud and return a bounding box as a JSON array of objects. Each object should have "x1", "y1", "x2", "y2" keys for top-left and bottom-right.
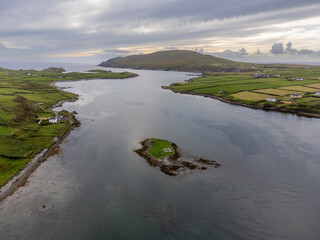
[
  {"x1": 163, "y1": 47, "x2": 179, "y2": 50},
  {"x1": 255, "y1": 49, "x2": 262, "y2": 55},
  {"x1": 271, "y1": 41, "x2": 317, "y2": 55},
  {"x1": 103, "y1": 49, "x2": 131, "y2": 54},
  {"x1": 0, "y1": 42, "x2": 9, "y2": 50},
  {"x1": 298, "y1": 49, "x2": 314, "y2": 54},
  {"x1": 239, "y1": 48, "x2": 248, "y2": 56},
  {"x1": 270, "y1": 43, "x2": 285, "y2": 54},
  {"x1": 210, "y1": 48, "x2": 249, "y2": 59},
  {"x1": 286, "y1": 41, "x2": 298, "y2": 54},
  {"x1": 0, "y1": 0, "x2": 319, "y2": 62}
]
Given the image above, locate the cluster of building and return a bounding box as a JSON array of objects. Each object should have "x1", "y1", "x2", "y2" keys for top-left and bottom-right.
[
  {"x1": 48, "y1": 115, "x2": 69, "y2": 123},
  {"x1": 253, "y1": 73, "x2": 281, "y2": 79},
  {"x1": 265, "y1": 93, "x2": 305, "y2": 105}
]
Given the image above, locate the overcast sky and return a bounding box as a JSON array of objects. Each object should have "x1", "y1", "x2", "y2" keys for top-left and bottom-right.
[{"x1": 0, "y1": 0, "x2": 319, "y2": 63}]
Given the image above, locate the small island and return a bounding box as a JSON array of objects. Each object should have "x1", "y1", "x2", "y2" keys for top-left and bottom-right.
[{"x1": 135, "y1": 138, "x2": 220, "y2": 176}]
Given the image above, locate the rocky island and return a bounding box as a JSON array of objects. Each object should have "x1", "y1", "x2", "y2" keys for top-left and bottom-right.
[{"x1": 135, "y1": 138, "x2": 221, "y2": 176}]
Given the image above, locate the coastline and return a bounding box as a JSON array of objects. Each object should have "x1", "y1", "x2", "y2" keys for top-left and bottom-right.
[
  {"x1": 164, "y1": 87, "x2": 320, "y2": 119},
  {"x1": 101, "y1": 66, "x2": 320, "y2": 119},
  {"x1": 0, "y1": 81, "x2": 81, "y2": 202},
  {"x1": 0, "y1": 73, "x2": 139, "y2": 202},
  {"x1": 0, "y1": 116, "x2": 80, "y2": 202}
]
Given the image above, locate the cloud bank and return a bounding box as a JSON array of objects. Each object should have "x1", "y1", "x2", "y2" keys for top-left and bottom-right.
[{"x1": 0, "y1": 0, "x2": 319, "y2": 63}]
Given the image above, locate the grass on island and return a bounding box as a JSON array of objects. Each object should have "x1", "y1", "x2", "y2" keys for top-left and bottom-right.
[
  {"x1": 167, "y1": 65, "x2": 320, "y2": 115},
  {"x1": 146, "y1": 138, "x2": 175, "y2": 159},
  {"x1": 0, "y1": 67, "x2": 136, "y2": 186}
]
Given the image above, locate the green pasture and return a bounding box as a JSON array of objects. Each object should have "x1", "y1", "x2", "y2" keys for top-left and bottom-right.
[
  {"x1": 168, "y1": 65, "x2": 320, "y2": 114},
  {"x1": 146, "y1": 138, "x2": 175, "y2": 159}
]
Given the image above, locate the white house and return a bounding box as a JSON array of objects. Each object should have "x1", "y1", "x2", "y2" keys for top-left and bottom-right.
[
  {"x1": 48, "y1": 117, "x2": 58, "y2": 123},
  {"x1": 314, "y1": 91, "x2": 320, "y2": 96},
  {"x1": 265, "y1": 97, "x2": 277, "y2": 102}
]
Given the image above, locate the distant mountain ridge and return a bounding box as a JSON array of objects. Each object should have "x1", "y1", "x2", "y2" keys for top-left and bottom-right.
[{"x1": 98, "y1": 50, "x2": 247, "y2": 72}]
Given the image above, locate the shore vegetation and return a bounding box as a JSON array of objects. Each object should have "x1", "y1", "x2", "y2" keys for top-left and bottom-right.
[{"x1": 165, "y1": 65, "x2": 320, "y2": 117}]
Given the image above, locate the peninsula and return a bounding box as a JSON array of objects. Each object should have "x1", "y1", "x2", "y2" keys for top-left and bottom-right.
[
  {"x1": 165, "y1": 65, "x2": 320, "y2": 118},
  {"x1": 0, "y1": 67, "x2": 136, "y2": 196},
  {"x1": 135, "y1": 138, "x2": 220, "y2": 176}
]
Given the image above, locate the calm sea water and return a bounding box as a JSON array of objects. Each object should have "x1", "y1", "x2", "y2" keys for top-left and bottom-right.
[{"x1": 0, "y1": 64, "x2": 319, "y2": 240}]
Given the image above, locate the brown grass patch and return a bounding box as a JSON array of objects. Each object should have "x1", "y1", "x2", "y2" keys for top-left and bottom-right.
[
  {"x1": 279, "y1": 86, "x2": 318, "y2": 92},
  {"x1": 254, "y1": 88, "x2": 302, "y2": 96},
  {"x1": 305, "y1": 83, "x2": 320, "y2": 89},
  {"x1": 231, "y1": 91, "x2": 272, "y2": 101}
]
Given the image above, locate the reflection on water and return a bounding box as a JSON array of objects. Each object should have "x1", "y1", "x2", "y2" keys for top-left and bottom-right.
[{"x1": 0, "y1": 67, "x2": 320, "y2": 240}]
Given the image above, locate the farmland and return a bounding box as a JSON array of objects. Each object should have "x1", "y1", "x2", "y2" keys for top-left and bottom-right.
[
  {"x1": 166, "y1": 65, "x2": 320, "y2": 116},
  {"x1": 0, "y1": 67, "x2": 136, "y2": 186}
]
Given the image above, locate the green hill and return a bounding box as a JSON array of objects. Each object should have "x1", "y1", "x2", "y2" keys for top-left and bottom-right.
[{"x1": 99, "y1": 50, "x2": 247, "y2": 72}]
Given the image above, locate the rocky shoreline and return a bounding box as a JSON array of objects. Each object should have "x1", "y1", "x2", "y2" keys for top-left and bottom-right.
[{"x1": 0, "y1": 82, "x2": 81, "y2": 202}]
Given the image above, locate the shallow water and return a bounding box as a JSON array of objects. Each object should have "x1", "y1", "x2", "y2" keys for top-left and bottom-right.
[{"x1": 0, "y1": 67, "x2": 319, "y2": 240}]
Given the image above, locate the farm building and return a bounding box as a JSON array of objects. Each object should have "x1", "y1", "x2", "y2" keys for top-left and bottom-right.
[
  {"x1": 314, "y1": 92, "x2": 320, "y2": 96},
  {"x1": 48, "y1": 117, "x2": 58, "y2": 123},
  {"x1": 290, "y1": 94, "x2": 302, "y2": 98}
]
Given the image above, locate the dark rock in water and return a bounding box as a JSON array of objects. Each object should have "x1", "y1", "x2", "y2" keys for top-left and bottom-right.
[{"x1": 197, "y1": 158, "x2": 217, "y2": 165}]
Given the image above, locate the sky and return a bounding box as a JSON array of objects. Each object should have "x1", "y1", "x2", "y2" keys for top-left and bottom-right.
[{"x1": 0, "y1": 0, "x2": 319, "y2": 64}]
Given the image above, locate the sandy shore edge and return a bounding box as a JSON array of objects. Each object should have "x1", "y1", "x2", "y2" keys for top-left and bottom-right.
[{"x1": 0, "y1": 117, "x2": 79, "y2": 202}]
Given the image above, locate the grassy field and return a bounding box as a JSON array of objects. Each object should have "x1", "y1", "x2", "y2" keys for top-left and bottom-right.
[
  {"x1": 166, "y1": 65, "x2": 320, "y2": 115},
  {"x1": 279, "y1": 86, "x2": 318, "y2": 92},
  {"x1": 146, "y1": 138, "x2": 175, "y2": 159},
  {"x1": 231, "y1": 91, "x2": 272, "y2": 101},
  {"x1": 253, "y1": 88, "x2": 302, "y2": 96},
  {"x1": 306, "y1": 83, "x2": 320, "y2": 89},
  {"x1": 0, "y1": 67, "x2": 136, "y2": 186}
]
